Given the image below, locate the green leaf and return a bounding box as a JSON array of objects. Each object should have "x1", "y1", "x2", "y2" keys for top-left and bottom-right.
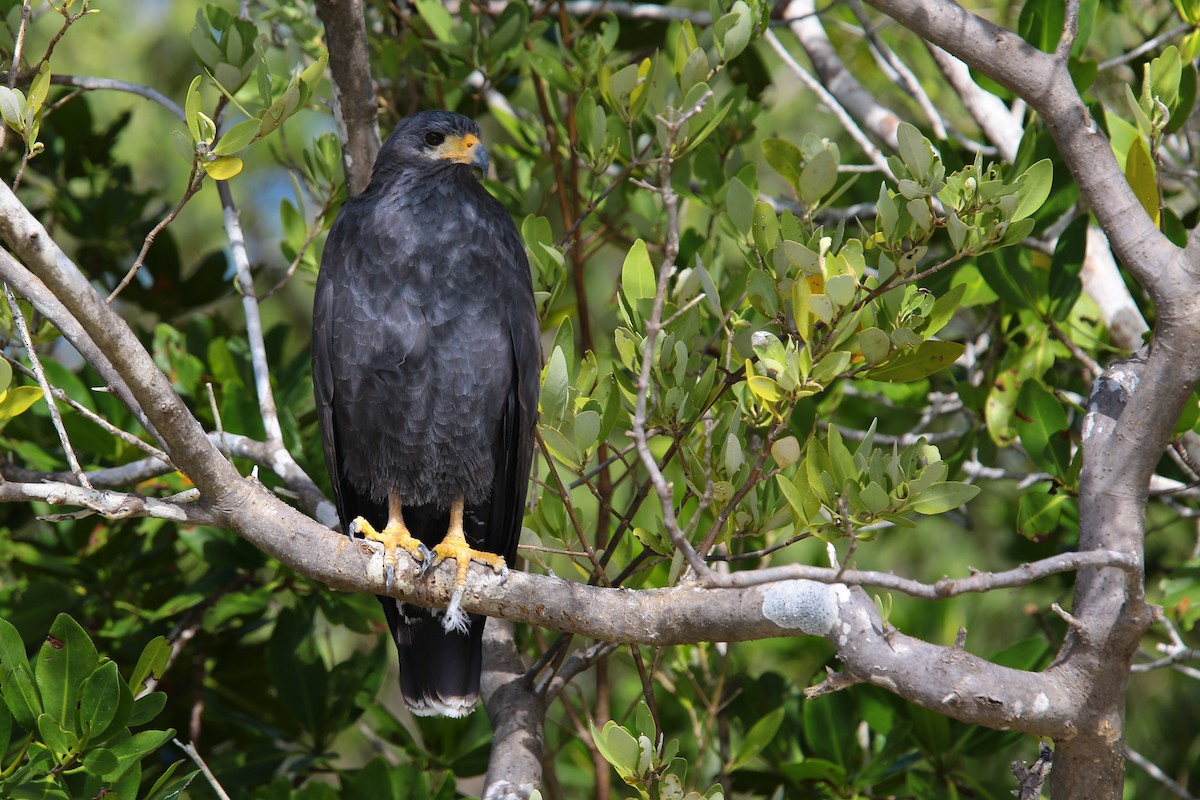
[
  {"x1": 762, "y1": 137, "x2": 802, "y2": 189},
  {"x1": 985, "y1": 369, "x2": 1020, "y2": 447},
  {"x1": 729, "y1": 707, "x2": 785, "y2": 772},
  {"x1": 540, "y1": 346, "x2": 570, "y2": 427},
  {"x1": 213, "y1": 117, "x2": 259, "y2": 156},
  {"x1": 573, "y1": 409, "x2": 602, "y2": 452},
  {"x1": 78, "y1": 660, "x2": 122, "y2": 739},
  {"x1": 747, "y1": 375, "x2": 785, "y2": 403},
  {"x1": 82, "y1": 748, "x2": 120, "y2": 775},
  {"x1": 35, "y1": 614, "x2": 98, "y2": 732},
  {"x1": 1011, "y1": 158, "x2": 1053, "y2": 222},
  {"x1": 714, "y1": 0, "x2": 753, "y2": 62},
  {"x1": 36, "y1": 712, "x2": 74, "y2": 760},
  {"x1": 857, "y1": 327, "x2": 890, "y2": 364},
  {"x1": 897, "y1": 122, "x2": 935, "y2": 182},
  {"x1": 751, "y1": 201, "x2": 778, "y2": 254},
  {"x1": 725, "y1": 177, "x2": 755, "y2": 233},
  {"x1": 922, "y1": 282, "x2": 965, "y2": 337},
  {"x1": 540, "y1": 425, "x2": 580, "y2": 469},
  {"x1": 0, "y1": 357, "x2": 10, "y2": 393},
  {"x1": 621, "y1": 239, "x2": 656, "y2": 302},
  {"x1": 0, "y1": 86, "x2": 26, "y2": 132},
  {"x1": 27, "y1": 62, "x2": 50, "y2": 114},
  {"x1": 1150, "y1": 44, "x2": 1182, "y2": 109},
  {"x1": 865, "y1": 341, "x2": 964, "y2": 382},
  {"x1": 1125, "y1": 137, "x2": 1158, "y2": 226},
  {"x1": 0, "y1": 618, "x2": 41, "y2": 729},
  {"x1": 0, "y1": 385, "x2": 43, "y2": 424},
  {"x1": 184, "y1": 75, "x2": 203, "y2": 143},
  {"x1": 414, "y1": 0, "x2": 456, "y2": 43},
  {"x1": 106, "y1": 727, "x2": 176, "y2": 780},
  {"x1": 799, "y1": 146, "x2": 838, "y2": 203},
  {"x1": 203, "y1": 155, "x2": 243, "y2": 180},
  {"x1": 1018, "y1": 0, "x2": 1064, "y2": 52},
  {"x1": 1014, "y1": 380, "x2": 1068, "y2": 461},
  {"x1": 129, "y1": 691, "x2": 167, "y2": 727},
  {"x1": 592, "y1": 720, "x2": 640, "y2": 779},
  {"x1": 1017, "y1": 487, "x2": 1072, "y2": 540},
  {"x1": 909, "y1": 481, "x2": 980, "y2": 514},
  {"x1": 127, "y1": 636, "x2": 171, "y2": 693}
]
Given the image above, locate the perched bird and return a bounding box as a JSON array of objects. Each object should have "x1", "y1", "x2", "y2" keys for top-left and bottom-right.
[{"x1": 312, "y1": 110, "x2": 540, "y2": 717}]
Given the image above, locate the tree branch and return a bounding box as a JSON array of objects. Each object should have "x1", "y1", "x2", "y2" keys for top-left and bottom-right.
[
  {"x1": 782, "y1": 0, "x2": 902, "y2": 150},
  {"x1": 314, "y1": 0, "x2": 380, "y2": 195}
]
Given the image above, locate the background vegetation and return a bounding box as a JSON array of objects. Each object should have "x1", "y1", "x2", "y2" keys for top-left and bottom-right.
[{"x1": 1, "y1": 0, "x2": 1198, "y2": 798}]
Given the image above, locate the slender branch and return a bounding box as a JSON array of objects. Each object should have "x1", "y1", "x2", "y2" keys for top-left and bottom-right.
[
  {"x1": 925, "y1": 45, "x2": 1023, "y2": 162},
  {"x1": 3, "y1": 283, "x2": 91, "y2": 487},
  {"x1": 50, "y1": 74, "x2": 186, "y2": 121},
  {"x1": 702, "y1": 549, "x2": 1140, "y2": 597},
  {"x1": 0, "y1": 479, "x2": 216, "y2": 525},
  {"x1": 630, "y1": 95, "x2": 715, "y2": 583},
  {"x1": 762, "y1": 28, "x2": 893, "y2": 177},
  {"x1": 174, "y1": 739, "x2": 232, "y2": 800},
  {"x1": 314, "y1": 0, "x2": 380, "y2": 194},
  {"x1": 107, "y1": 161, "x2": 205, "y2": 303},
  {"x1": 0, "y1": 0, "x2": 30, "y2": 154},
  {"x1": 1125, "y1": 747, "x2": 1197, "y2": 800},
  {"x1": 0, "y1": 353, "x2": 170, "y2": 463},
  {"x1": 1097, "y1": 23, "x2": 1191, "y2": 72},
  {"x1": 846, "y1": 0, "x2": 946, "y2": 140},
  {"x1": 217, "y1": 181, "x2": 285, "y2": 447},
  {"x1": 782, "y1": 0, "x2": 902, "y2": 152},
  {"x1": 1054, "y1": 0, "x2": 1080, "y2": 61}
]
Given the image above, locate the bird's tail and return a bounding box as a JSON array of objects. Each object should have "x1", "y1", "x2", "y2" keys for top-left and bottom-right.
[{"x1": 380, "y1": 596, "x2": 483, "y2": 717}]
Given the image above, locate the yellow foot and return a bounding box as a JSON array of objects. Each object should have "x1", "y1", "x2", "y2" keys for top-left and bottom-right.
[
  {"x1": 421, "y1": 497, "x2": 507, "y2": 634},
  {"x1": 352, "y1": 515, "x2": 428, "y2": 590}
]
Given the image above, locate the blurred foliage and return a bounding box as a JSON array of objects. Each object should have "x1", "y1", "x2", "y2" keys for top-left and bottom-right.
[{"x1": 0, "y1": 0, "x2": 1199, "y2": 798}]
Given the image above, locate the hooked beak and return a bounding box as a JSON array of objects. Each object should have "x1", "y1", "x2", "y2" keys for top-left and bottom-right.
[{"x1": 436, "y1": 133, "x2": 489, "y2": 176}]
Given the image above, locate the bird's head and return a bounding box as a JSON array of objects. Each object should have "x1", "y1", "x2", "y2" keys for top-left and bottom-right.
[{"x1": 375, "y1": 110, "x2": 490, "y2": 178}]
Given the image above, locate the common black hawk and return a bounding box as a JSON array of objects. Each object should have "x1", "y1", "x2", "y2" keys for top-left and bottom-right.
[{"x1": 312, "y1": 110, "x2": 540, "y2": 717}]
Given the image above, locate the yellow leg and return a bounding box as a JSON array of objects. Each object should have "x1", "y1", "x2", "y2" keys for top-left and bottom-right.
[
  {"x1": 425, "y1": 496, "x2": 508, "y2": 633},
  {"x1": 352, "y1": 492, "x2": 428, "y2": 588}
]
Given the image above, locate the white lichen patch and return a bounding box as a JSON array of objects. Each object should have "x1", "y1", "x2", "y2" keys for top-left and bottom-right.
[
  {"x1": 762, "y1": 580, "x2": 842, "y2": 635},
  {"x1": 1033, "y1": 692, "x2": 1050, "y2": 713}
]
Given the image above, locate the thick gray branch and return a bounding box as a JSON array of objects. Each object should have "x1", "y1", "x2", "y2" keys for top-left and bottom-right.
[
  {"x1": 481, "y1": 621, "x2": 544, "y2": 800},
  {"x1": 314, "y1": 0, "x2": 380, "y2": 195}
]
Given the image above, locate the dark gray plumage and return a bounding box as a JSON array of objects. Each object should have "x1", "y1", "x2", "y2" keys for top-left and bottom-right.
[{"x1": 312, "y1": 110, "x2": 539, "y2": 717}]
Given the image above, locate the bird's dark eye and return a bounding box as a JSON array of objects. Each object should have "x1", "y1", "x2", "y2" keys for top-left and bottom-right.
[{"x1": 424, "y1": 131, "x2": 445, "y2": 147}]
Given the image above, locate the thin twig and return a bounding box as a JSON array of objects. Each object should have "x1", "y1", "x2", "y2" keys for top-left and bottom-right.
[
  {"x1": 0, "y1": 352, "x2": 170, "y2": 463},
  {"x1": 1125, "y1": 747, "x2": 1197, "y2": 800},
  {"x1": 217, "y1": 181, "x2": 285, "y2": 446},
  {"x1": 3, "y1": 283, "x2": 92, "y2": 487},
  {"x1": 630, "y1": 94, "x2": 716, "y2": 583},
  {"x1": 699, "y1": 548, "x2": 1140, "y2": 598},
  {"x1": 1097, "y1": 23, "x2": 1191, "y2": 72},
  {"x1": 107, "y1": 161, "x2": 205, "y2": 303},
  {"x1": 763, "y1": 28, "x2": 892, "y2": 178},
  {"x1": 50, "y1": 74, "x2": 186, "y2": 121},
  {"x1": 174, "y1": 739, "x2": 232, "y2": 800},
  {"x1": 1054, "y1": 0, "x2": 1080, "y2": 61}
]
